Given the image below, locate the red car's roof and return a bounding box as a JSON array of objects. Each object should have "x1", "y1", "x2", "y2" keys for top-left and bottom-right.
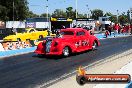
[{"x1": 61, "y1": 28, "x2": 85, "y2": 32}]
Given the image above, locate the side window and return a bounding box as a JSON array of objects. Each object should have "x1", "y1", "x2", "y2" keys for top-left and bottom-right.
[
  {"x1": 81, "y1": 31, "x2": 85, "y2": 35},
  {"x1": 29, "y1": 29, "x2": 35, "y2": 33},
  {"x1": 76, "y1": 31, "x2": 85, "y2": 36},
  {"x1": 76, "y1": 32, "x2": 80, "y2": 36}
]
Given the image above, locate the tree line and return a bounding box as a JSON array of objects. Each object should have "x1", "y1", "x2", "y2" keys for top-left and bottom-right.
[{"x1": 0, "y1": 0, "x2": 131, "y2": 24}]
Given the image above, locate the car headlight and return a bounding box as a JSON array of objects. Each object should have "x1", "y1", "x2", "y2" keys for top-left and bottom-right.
[{"x1": 46, "y1": 40, "x2": 52, "y2": 53}]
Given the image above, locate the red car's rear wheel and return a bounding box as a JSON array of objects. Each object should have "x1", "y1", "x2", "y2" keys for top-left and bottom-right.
[{"x1": 92, "y1": 41, "x2": 98, "y2": 50}]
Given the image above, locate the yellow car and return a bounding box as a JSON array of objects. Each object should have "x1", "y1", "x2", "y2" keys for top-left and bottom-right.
[{"x1": 3, "y1": 28, "x2": 55, "y2": 41}]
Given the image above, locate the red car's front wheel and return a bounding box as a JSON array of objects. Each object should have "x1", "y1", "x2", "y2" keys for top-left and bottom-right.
[{"x1": 62, "y1": 47, "x2": 70, "y2": 57}]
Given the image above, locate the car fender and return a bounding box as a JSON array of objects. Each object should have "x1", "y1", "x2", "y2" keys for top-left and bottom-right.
[
  {"x1": 89, "y1": 36, "x2": 100, "y2": 47},
  {"x1": 60, "y1": 42, "x2": 76, "y2": 53},
  {"x1": 34, "y1": 41, "x2": 45, "y2": 54}
]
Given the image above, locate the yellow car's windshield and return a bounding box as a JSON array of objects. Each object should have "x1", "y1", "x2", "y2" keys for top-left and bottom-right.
[{"x1": 21, "y1": 29, "x2": 28, "y2": 33}]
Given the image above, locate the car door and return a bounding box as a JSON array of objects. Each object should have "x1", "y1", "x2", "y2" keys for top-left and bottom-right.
[
  {"x1": 81, "y1": 31, "x2": 90, "y2": 50},
  {"x1": 29, "y1": 29, "x2": 37, "y2": 40},
  {"x1": 75, "y1": 31, "x2": 86, "y2": 51}
]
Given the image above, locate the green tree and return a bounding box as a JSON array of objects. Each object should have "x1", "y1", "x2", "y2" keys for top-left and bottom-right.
[
  {"x1": 78, "y1": 14, "x2": 86, "y2": 18},
  {"x1": 119, "y1": 13, "x2": 128, "y2": 25},
  {"x1": 127, "y1": 10, "x2": 131, "y2": 23},
  {"x1": 40, "y1": 13, "x2": 51, "y2": 18},
  {"x1": 91, "y1": 9, "x2": 103, "y2": 20},
  {"x1": 104, "y1": 12, "x2": 117, "y2": 22},
  {"x1": 52, "y1": 9, "x2": 66, "y2": 17},
  {"x1": 110, "y1": 15, "x2": 117, "y2": 23},
  {"x1": 0, "y1": 5, "x2": 8, "y2": 20},
  {"x1": 66, "y1": 7, "x2": 76, "y2": 19},
  {"x1": 104, "y1": 12, "x2": 113, "y2": 17},
  {"x1": 27, "y1": 11, "x2": 39, "y2": 18},
  {"x1": 83, "y1": 14, "x2": 87, "y2": 18},
  {"x1": 0, "y1": 0, "x2": 29, "y2": 21}
]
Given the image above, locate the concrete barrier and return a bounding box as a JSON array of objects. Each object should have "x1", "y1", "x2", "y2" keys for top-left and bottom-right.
[
  {"x1": 0, "y1": 43, "x2": 5, "y2": 51},
  {"x1": 1, "y1": 41, "x2": 31, "y2": 51}
]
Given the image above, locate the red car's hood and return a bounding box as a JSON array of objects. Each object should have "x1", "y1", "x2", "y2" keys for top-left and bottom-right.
[
  {"x1": 44, "y1": 35, "x2": 74, "y2": 41},
  {"x1": 53, "y1": 35, "x2": 74, "y2": 41}
]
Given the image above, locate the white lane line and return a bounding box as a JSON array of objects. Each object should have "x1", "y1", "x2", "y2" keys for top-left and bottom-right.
[
  {"x1": 0, "y1": 51, "x2": 34, "y2": 59},
  {"x1": 35, "y1": 49, "x2": 132, "y2": 88}
]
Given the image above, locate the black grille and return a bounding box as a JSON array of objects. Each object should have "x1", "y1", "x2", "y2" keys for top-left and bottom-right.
[{"x1": 45, "y1": 40, "x2": 52, "y2": 53}]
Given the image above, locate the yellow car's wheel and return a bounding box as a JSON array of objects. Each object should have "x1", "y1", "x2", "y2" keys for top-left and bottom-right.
[
  {"x1": 26, "y1": 39, "x2": 30, "y2": 42},
  {"x1": 17, "y1": 38, "x2": 21, "y2": 41}
]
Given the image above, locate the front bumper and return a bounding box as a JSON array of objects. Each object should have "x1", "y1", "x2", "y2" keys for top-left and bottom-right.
[{"x1": 34, "y1": 50, "x2": 62, "y2": 55}]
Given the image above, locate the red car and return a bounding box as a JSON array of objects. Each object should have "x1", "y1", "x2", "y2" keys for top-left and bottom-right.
[{"x1": 34, "y1": 28, "x2": 100, "y2": 56}]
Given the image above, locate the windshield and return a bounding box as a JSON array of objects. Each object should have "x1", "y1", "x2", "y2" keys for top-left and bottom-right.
[
  {"x1": 60, "y1": 31, "x2": 74, "y2": 35},
  {"x1": 14, "y1": 28, "x2": 28, "y2": 33},
  {"x1": 21, "y1": 29, "x2": 28, "y2": 33}
]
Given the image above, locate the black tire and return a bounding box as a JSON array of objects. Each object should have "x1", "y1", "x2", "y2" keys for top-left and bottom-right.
[
  {"x1": 17, "y1": 38, "x2": 21, "y2": 41},
  {"x1": 92, "y1": 41, "x2": 98, "y2": 50},
  {"x1": 26, "y1": 39, "x2": 30, "y2": 42},
  {"x1": 62, "y1": 46, "x2": 70, "y2": 57},
  {"x1": 76, "y1": 75, "x2": 86, "y2": 85},
  {"x1": 39, "y1": 35, "x2": 43, "y2": 39}
]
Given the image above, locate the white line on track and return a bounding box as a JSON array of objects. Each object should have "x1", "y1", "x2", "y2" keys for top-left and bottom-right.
[{"x1": 36, "y1": 49, "x2": 132, "y2": 88}]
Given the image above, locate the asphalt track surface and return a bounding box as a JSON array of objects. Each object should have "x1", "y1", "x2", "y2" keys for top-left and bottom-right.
[{"x1": 0, "y1": 36, "x2": 132, "y2": 88}]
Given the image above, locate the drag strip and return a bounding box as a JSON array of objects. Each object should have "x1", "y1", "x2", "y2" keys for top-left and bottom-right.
[{"x1": 0, "y1": 36, "x2": 132, "y2": 88}]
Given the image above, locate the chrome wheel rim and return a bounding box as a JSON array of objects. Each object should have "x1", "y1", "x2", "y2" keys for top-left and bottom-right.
[
  {"x1": 63, "y1": 47, "x2": 69, "y2": 56},
  {"x1": 92, "y1": 42, "x2": 97, "y2": 50}
]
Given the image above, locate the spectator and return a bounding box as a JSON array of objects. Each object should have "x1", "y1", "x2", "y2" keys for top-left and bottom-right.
[
  {"x1": 47, "y1": 29, "x2": 50, "y2": 36},
  {"x1": 107, "y1": 25, "x2": 112, "y2": 36},
  {"x1": 61, "y1": 25, "x2": 65, "y2": 29},
  {"x1": 99, "y1": 25, "x2": 101, "y2": 31},
  {"x1": 90, "y1": 26, "x2": 93, "y2": 30},
  {"x1": 120, "y1": 25, "x2": 124, "y2": 34},
  {"x1": 122, "y1": 25, "x2": 127, "y2": 35},
  {"x1": 128, "y1": 24, "x2": 131, "y2": 35},
  {"x1": 113, "y1": 23, "x2": 119, "y2": 37},
  {"x1": 73, "y1": 24, "x2": 76, "y2": 28},
  {"x1": 130, "y1": 24, "x2": 132, "y2": 35},
  {"x1": 105, "y1": 30, "x2": 109, "y2": 38},
  {"x1": 12, "y1": 27, "x2": 17, "y2": 35},
  {"x1": 77, "y1": 24, "x2": 81, "y2": 28},
  {"x1": 118, "y1": 24, "x2": 121, "y2": 34}
]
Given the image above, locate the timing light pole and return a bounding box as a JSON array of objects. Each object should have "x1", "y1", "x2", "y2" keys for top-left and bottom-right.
[
  {"x1": 75, "y1": 0, "x2": 78, "y2": 27},
  {"x1": 46, "y1": 5, "x2": 49, "y2": 23},
  {"x1": 86, "y1": 4, "x2": 89, "y2": 18},
  {"x1": 76, "y1": 0, "x2": 78, "y2": 19},
  {"x1": 46, "y1": 0, "x2": 50, "y2": 32},
  {"x1": 117, "y1": 10, "x2": 119, "y2": 23},
  {"x1": 13, "y1": 0, "x2": 14, "y2": 21}
]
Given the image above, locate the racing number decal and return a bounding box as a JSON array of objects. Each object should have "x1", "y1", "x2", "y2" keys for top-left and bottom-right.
[
  {"x1": 75, "y1": 40, "x2": 89, "y2": 48},
  {"x1": 82, "y1": 39, "x2": 89, "y2": 46},
  {"x1": 75, "y1": 40, "x2": 81, "y2": 48}
]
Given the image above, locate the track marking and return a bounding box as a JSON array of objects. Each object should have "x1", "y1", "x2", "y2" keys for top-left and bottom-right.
[{"x1": 36, "y1": 49, "x2": 132, "y2": 88}]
